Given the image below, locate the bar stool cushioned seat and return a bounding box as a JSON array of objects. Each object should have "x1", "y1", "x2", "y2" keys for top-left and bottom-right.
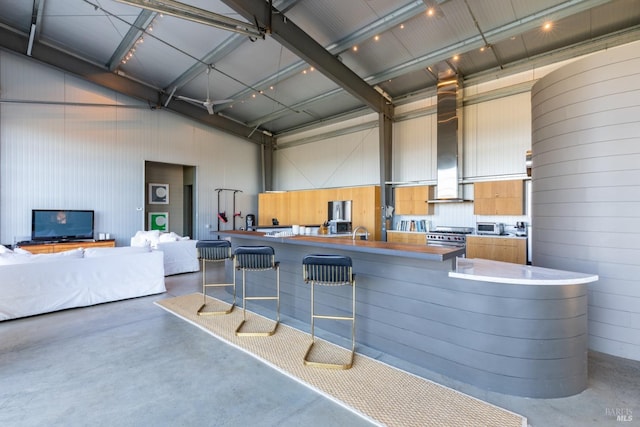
[
  {"x1": 234, "y1": 246, "x2": 280, "y2": 336},
  {"x1": 302, "y1": 254, "x2": 356, "y2": 369},
  {"x1": 196, "y1": 240, "x2": 235, "y2": 316}
]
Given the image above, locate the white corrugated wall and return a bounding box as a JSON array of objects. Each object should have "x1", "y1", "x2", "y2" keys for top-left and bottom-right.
[
  {"x1": 0, "y1": 50, "x2": 261, "y2": 246},
  {"x1": 531, "y1": 40, "x2": 640, "y2": 361}
]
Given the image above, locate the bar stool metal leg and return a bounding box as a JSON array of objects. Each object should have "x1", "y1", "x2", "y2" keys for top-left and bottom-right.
[
  {"x1": 234, "y1": 246, "x2": 280, "y2": 337},
  {"x1": 196, "y1": 240, "x2": 235, "y2": 316},
  {"x1": 302, "y1": 254, "x2": 356, "y2": 370}
]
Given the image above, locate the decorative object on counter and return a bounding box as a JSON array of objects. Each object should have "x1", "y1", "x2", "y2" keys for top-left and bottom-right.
[
  {"x1": 196, "y1": 240, "x2": 235, "y2": 316},
  {"x1": 234, "y1": 246, "x2": 280, "y2": 337},
  {"x1": 302, "y1": 254, "x2": 356, "y2": 370},
  {"x1": 272, "y1": 218, "x2": 279, "y2": 226},
  {"x1": 319, "y1": 222, "x2": 329, "y2": 235}
]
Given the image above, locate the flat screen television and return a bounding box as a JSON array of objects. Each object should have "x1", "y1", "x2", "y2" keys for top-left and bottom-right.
[{"x1": 31, "y1": 209, "x2": 95, "y2": 242}]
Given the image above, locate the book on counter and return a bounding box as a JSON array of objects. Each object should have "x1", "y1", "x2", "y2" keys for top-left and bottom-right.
[{"x1": 396, "y1": 219, "x2": 429, "y2": 232}]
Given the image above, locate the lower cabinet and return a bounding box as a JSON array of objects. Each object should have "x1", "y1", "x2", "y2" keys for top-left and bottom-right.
[
  {"x1": 387, "y1": 231, "x2": 426, "y2": 245},
  {"x1": 466, "y1": 236, "x2": 527, "y2": 264}
]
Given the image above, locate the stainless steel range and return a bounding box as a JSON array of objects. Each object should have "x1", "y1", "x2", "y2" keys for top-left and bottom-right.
[{"x1": 426, "y1": 226, "x2": 474, "y2": 248}]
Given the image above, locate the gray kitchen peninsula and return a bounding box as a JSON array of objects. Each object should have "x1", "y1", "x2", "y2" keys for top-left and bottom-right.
[{"x1": 216, "y1": 231, "x2": 597, "y2": 398}]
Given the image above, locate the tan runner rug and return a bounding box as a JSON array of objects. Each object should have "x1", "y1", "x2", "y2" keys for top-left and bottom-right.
[{"x1": 156, "y1": 293, "x2": 526, "y2": 427}]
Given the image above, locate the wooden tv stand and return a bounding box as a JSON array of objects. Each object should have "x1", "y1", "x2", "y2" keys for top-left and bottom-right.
[{"x1": 18, "y1": 240, "x2": 116, "y2": 254}]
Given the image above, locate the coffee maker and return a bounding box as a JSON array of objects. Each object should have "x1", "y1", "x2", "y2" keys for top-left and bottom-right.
[{"x1": 245, "y1": 214, "x2": 256, "y2": 231}]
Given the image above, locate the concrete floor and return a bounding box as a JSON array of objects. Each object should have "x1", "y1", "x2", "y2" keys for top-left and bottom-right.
[{"x1": 1, "y1": 266, "x2": 638, "y2": 427}]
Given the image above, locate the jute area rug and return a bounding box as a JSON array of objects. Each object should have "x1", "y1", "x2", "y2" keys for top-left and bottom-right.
[{"x1": 156, "y1": 293, "x2": 526, "y2": 427}]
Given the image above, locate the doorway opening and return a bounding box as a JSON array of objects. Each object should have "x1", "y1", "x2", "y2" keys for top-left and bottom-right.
[{"x1": 145, "y1": 161, "x2": 196, "y2": 238}]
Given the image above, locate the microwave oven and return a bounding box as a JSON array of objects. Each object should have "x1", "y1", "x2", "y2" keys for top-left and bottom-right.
[
  {"x1": 329, "y1": 220, "x2": 352, "y2": 234},
  {"x1": 476, "y1": 222, "x2": 505, "y2": 235}
]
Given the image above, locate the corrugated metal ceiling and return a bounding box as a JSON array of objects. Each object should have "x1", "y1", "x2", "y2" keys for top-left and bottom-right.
[{"x1": 0, "y1": 0, "x2": 638, "y2": 140}]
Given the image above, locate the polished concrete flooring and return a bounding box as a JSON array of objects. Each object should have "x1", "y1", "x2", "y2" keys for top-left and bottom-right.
[{"x1": 1, "y1": 266, "x2": 638, "y2": 427}]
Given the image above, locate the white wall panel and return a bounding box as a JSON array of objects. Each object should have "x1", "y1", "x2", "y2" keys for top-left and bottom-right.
[
  {"x1": 0, "y1": 50, "x2": 260, "y2": 246},
  {"x1": 465, "y1": 93, "x2": 531, "y2": 178},
  {"x1": 273, "y1": 127, "x2": 378, "y2": 190},
  {"x1": 392, "y1": 114, "x2": 436, "y2": 183},
  {"x1": 531, "y1": 40, "x2": 640, "y2": 361}
]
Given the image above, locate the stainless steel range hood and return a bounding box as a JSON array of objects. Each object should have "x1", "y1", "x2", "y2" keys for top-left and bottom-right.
[{"x1": 428, "y1": 76, "x2": 469, "y2": 203}]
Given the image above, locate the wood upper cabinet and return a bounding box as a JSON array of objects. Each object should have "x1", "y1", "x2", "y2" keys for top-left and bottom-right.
[
  {"x1": 258, "y1": 186, "x2": 381, "y2": 240},
  {"x1": 394, "y1": 186, "x2": 434, "y2": 215},
  {"x1": 258, "y1": 192, "x2": 290, "y2": 226},
  {"x1": 466, "y1": 236, "x2": 527, "y2": 264},
  {"x1": 474, "y1": 180, "x2": 524, "y2": 215}
]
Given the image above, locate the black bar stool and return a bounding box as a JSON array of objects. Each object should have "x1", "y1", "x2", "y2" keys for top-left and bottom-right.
[
  {"x1": 196, "y1": 240, "x2": 235, "y2": 316},
  {"x1": 302, "y1": 254, "x2": 356, "y2": 369},
  {"x1": 234, "y1": 246, "x2": 280, "y2": 336}
]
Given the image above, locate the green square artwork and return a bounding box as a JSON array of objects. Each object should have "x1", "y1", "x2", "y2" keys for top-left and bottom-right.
[{"x1": 149, "y1": 212, "x2": 168, "y2": 231}]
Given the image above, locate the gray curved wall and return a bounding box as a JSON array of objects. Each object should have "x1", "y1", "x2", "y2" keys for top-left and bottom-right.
[{"x1": 531, "y1": 41, "x2": 640, "y2": 361}]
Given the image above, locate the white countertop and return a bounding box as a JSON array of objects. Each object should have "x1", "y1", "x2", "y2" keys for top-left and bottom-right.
[
  {"x1": 468, "y1": 234, "x2": 527, "y2": 239},
  {"x1": 450, "y1": 257, "x2": 598, "y2": 285}
]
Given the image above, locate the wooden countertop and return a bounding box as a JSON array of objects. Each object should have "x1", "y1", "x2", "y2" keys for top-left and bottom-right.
[{"x1": 215, "y1": 230, "x2": 464, "y2": 262}]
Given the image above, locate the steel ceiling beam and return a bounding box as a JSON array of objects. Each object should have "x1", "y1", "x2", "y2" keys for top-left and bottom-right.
[
  {"x1": 0, "y1": 25, "x2": 271, "y2": 146},
  {"x1": 163, "y1": 0, "x2": 300, "y2": 96},
  {"x1": 27, "y1": 0, "x2": 45, "y2": 56},
  {"x1": 115, "y1": 0, "x2": 264, "y2": 38},
  {"x1": 220, "y1": 0, "x2": 393, "y2": 118},
  {"x1": 246, "y1": 0, "x2": 617, "y2": 129},
  {"x1": 227, "y1": 0, "x2": 426, "y2": 102},
  {"x1": 107, "y1": 9, "x2": 156, "y2": 71}
]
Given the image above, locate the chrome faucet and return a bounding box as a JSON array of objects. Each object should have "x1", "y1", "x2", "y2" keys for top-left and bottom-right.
[{"x1": 352, "y1": 226, "x2": 369, "y2": 241}]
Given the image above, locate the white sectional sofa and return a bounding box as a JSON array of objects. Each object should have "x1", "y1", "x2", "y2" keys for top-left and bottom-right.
[
  {"x1": 130, "y1": 230, "x2": 199, "y2": 276},
  {"x1": 0, "y1": 245, "x2": 165, "y2": 321}
]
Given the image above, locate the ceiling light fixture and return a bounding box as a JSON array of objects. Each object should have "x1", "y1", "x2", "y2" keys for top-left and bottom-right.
[
  {"x1": 543, "y1": 21, "x2": 553, "y2": 31},
  {"x1": 116, "y1": 0, "x2": 264, "y2": 38}
]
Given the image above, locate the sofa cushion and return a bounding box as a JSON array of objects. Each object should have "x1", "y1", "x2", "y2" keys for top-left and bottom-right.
[
  {"x1": 84, "y1": 246, "x2": 150, "y2": 258},
  {"x1": 0, "y1": 245, "x2": 12, "y2": 254},
  {"x1": 0, "y1": 248, "x2": 84, "y2": 265},
  {"x1": 131, "y1": 230, "x2": 160, "y2": 247}
]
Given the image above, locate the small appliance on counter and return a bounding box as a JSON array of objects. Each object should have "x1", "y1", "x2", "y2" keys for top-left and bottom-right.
[
  {"x1": 245, "y1": 214, "x2": 256, "y2": 231},
  {"x1": 327, "y1": 199, "x2": 353, "y2": 234},
  {"x1": 328, "y1": 220, "x2": 352, "y2": 234},
  {"x1": 515, "y1": 221, "x2": 527, "y2": 236},
  {"x1": 476, "y1": 222, "x2": 505, "y2": 235}
]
